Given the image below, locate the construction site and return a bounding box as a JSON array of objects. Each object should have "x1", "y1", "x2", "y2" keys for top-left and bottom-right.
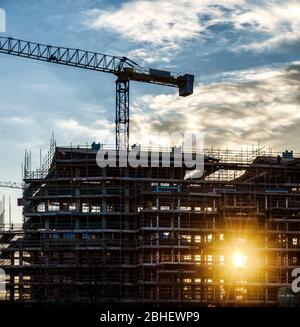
[
  {"x1": 0, "y1": 143, "x2": 299, "y2": 306},
  {"x1": 0, "y1": 37, "x2": 299, "y2": 307}
]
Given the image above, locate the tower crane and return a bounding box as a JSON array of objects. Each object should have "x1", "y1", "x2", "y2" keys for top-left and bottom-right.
[{"x1": 0, "y1": 37, "x2": 194, "y2": 150}]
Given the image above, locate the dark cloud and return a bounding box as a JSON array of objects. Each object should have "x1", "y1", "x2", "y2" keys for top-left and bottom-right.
[{"x1": 131, "y1": 63, "x2": 300, "y2": 151}]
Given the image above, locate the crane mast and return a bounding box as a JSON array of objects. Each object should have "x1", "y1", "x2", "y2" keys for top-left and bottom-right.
[{"x1": 0, "y1": 37, "x2": 194, "y2": 150}]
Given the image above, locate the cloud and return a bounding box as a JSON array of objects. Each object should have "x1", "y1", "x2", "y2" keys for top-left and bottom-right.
[
  {"x1": 84, "y1": 0, "x2": 300, "y2": 62},
  {"x1": 233, "y1": 1, "x2": 300, "y2": 32},
  {"x1": 87, "y1": 1, "x2": 203, "y2": 45},
  {"x1": 233, "y1": 0, "x2": 300, "y2": 53},
  {"x1": 84, "y1": 0, "x2": 243, "y2": 63},
  {"x1": 129, "y1": 63, "x2": 300, "y2": 151},
  {"x1": 55, "y1": 118, "x2": 114, "y2": 145}
]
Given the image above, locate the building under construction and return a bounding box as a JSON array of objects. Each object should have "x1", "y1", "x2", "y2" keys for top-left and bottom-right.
[{"x1": 0, "y1": 142, "x2": 300, "y2": 306}]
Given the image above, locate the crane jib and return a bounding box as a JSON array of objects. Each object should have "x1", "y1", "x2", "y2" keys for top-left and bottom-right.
[{"x1": 0, "y1": 36, "x2": 194, "y2": 150}]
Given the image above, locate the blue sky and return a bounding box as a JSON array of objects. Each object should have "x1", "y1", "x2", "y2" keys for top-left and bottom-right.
[{"x1": 1, "y1": 0, "x2": 300, "y2": 222}]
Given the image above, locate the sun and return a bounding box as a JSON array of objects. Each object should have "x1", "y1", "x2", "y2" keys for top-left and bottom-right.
[{"x1": 233, "y1": 252, "x2": 247, "y2": 268}]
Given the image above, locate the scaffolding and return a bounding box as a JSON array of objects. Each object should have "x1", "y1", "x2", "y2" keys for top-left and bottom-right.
[{"x1": 0, "y1": 145, "x2": 300, "y2": 306}]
